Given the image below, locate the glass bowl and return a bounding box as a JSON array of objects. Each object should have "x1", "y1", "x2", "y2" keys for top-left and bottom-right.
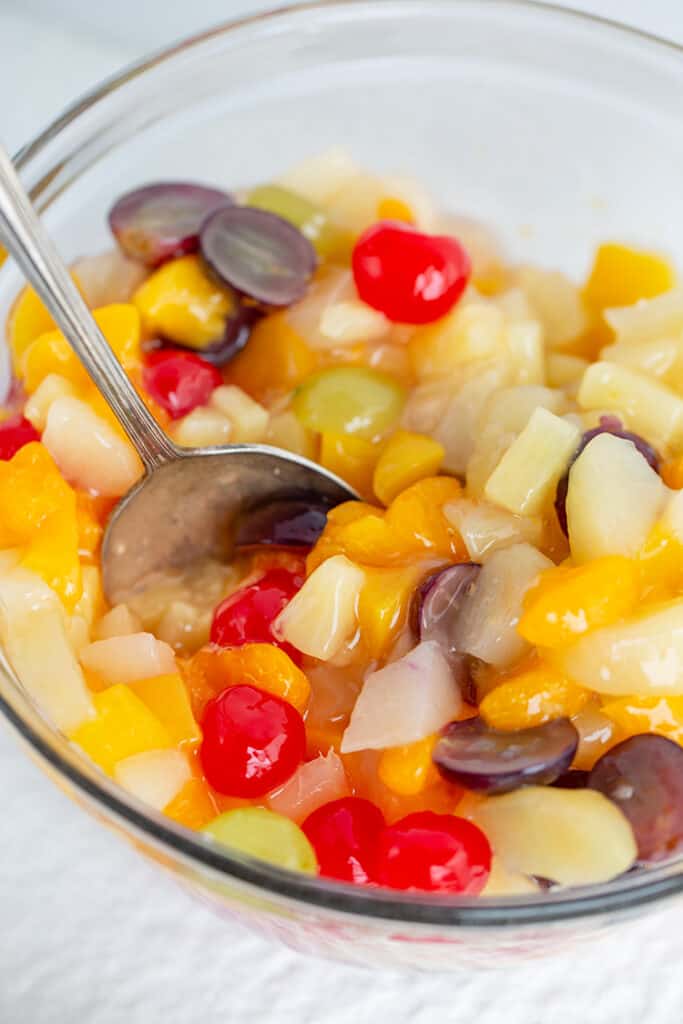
[{"x1": 2, "y1": 0, "x2": 683, "y2": 972}]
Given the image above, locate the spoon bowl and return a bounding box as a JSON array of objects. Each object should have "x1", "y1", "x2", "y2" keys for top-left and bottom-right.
[{"x1": 0, "y1": 143, "x2": 356, "y2": 604}]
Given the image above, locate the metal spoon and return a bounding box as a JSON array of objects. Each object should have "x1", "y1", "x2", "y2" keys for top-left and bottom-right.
[{"x1": 0, "y1": 145, "x2": 356, "y2": 603}]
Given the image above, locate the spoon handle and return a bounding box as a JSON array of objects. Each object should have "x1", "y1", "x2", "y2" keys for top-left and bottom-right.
[{"x1": 0, "y1": 144, "x2": 177, "y2": 471}]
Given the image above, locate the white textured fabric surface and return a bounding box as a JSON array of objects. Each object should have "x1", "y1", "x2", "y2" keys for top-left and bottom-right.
[{"x1": 2, "y1": 3, "x2": 683, "y2": 1021}]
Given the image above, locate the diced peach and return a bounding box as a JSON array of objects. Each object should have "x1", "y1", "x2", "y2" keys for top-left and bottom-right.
[
  {"x1": 319, "y1": 433, "x2": 381, "y2": 500},
  {"x1": 518, "y1": 556, "x2": 640, "y2": 648},
  {"x1": 8, "y1": 272, "x2": 82, "y2": 370},
  {"x1": 372, "y1": 430, "x2": 444, "y2": 506},
  {"x1": 584, "y1": 242, "x2": 676, "y2": 313},
  {"x1": 227, "y1": 312, "x2": 318, "y2": 400},
  {"x1": 133, "y1": 255, "x2": 233, "y2": 349},
  {"x1": 601, "y1": 695, "x2": 683, "y2": 747},
  {"x1": 69, "y1": 684, "x2": 173, "y2": 775},
  {"x1": 164, "y1": 776, "x2": 219, "y2": 830},
  {"x1": 75, "y1": 493, "x2": 104, "y2": 561},
  {"x1": 479, "y1": 664, "x2": 591, "y2": 730},
  {"x1": 129, "y1": 673, "x2": 201, "y2": 747},
  {"x1": 357, "y1": 564, "x2": 427, "y2": 660}
]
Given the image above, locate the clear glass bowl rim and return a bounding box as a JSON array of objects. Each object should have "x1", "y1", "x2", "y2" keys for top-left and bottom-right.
[{"x1": 4, "y1": 0, "x2": 683, "y2": 930}]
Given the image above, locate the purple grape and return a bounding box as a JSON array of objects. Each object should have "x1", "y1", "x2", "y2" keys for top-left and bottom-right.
[
  {"x1": 588, "y1": 734, "x2": 683, "y2": 863},
  {"x1": 554, "y1": 415, "x2": 661, "y2": 535},
  {"x1": 433, "y1": 716, "x2": 579, "y2": 795},
  {"x1": 551, "y1": 768, "x2": 589, "y2": 789},
  {"x1": 200, "y1": 206, "x2": 317, "y2": 307},
  {"x1": 109, "y1": 183, "x2": 233, "y2": 267},
  {"x1": 411, "y1": 563, "x2": 480, "y2": 657},
  {"x1": 234, "y1": 497, "x2": 332, "y2": 550}
]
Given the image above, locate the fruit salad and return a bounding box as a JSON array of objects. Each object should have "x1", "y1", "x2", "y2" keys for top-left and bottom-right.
[{"x1": 3, "y1": 148, "x2": 683, "y2": 897}]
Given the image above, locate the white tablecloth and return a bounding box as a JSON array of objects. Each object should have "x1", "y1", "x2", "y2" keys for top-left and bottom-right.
[{"x1": 2, "y1": 4, "x2": 683, "y2": 1021}]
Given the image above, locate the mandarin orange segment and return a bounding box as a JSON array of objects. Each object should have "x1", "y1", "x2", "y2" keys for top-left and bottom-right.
[
  {"x1": 518, "y1": 556, "x2": 640, "y2": 649},
  {"x1": 662, "y1": 457, "x2": 683, "y2": 491},
  {"x1": 377, "y1": 734, "x2": 440, "y2": 796},
  {"x1": 385, "y1": 476, "x2": 464, "y2": 561},
  {"x1": 319, "y1": 432, "x2": 381, "y2": 499},
  {"x1": 479, "y1": 665, "x2": 591, "y2": 731},
  {"x1": 372, "y1": 430, "x2": 445, "y2": 506},
  {"x1": 376, "y1": 196, "x2": 415, "y2": 223},
  {"x1": 357, "y1": 564, "x2": 427, "y2": 659},
  {"x1": 226, "y1": 312, "x2": 318, "y2": 400},
  {"x1": 183, "y1": 643, "x2": 311, "y2": 715},
  {"x1": 129, "y1": 673, "x2": 201, "y2": 747}
]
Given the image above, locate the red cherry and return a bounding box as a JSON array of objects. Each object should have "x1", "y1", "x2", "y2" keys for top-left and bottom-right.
[
  {"x1": 0, "y1": 415, "x2": 40, "y2": 460},
  {"x1": 302, "y1": 797, "x2": 385, "y2": 885},
  {"x1": 200, "y1": 684, "x2": 305, "y2": 797},
  {"x1": 142, "y1": 350, "x2": 222, "y2": 419},
  {"x1": 210, "y1": 566, "x2": 304, "y2": 663},
  {"x1": 376, "y1": 811, "x2": 491, "y2": 893},
  {"x1": 352, "y1": 220, "x2": 471, "y2": 325}
]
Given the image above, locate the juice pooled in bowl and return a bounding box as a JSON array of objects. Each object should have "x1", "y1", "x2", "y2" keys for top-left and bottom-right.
[{"x1": 3, "y1": 149, "x2": 683, "y2": 896}]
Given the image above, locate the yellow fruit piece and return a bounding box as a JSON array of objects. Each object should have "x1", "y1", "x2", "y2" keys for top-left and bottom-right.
[
  {"x1": 226, "y1": 312, "x2": 318, "y2": 400},
  {"x1": 320, "y1": 433, "x2": 380, "y2": 499},
  {"x1": 187, "y1": 643, "x2": 311, "y2": 713},
  {"x1": 69, "y1": 684, "x2": 173, "y2": 775},
  {"x1": 376, "y1": 196, "x2": 414, "y2": 223},
  {"x1": 372, "y1": 430, "x2": 445, "y2": 506},
  {"x1": 378, "y1": 734, "x2": 439, "y2": 796},
  {"x1": 0, "y1": 443, "x2": 81, "y2": 609},
  {"x1": 479, "y1": 665, "x2": 591, "y2": 731},
  {"x1": 357, "y1": 564, "x2": 427, "y2": 659},
  {"x1": 21, "y1": 304, "x2": 141, "y2": 393},
  {"x1": 662, "y1": 457, "x2": 683, "y2": 491},
  {"x1": 306, "y1": 478, "x2": 463, "y2": 571},
  {"x1": 602, "y1": 695, "x2": 683, "y2": 747},
  {"x1": 8, "y1": 272, "x2": 82, "y2": 371},
  {"x1": 165, "y1": 776, "x2": 218, "y2": 830},
  {"x1": 518, "y1": 556, "x2": 640, "y2": 649},
  {"x1": 638, "y1": 525, "x2": 683, "y2": 600},
  {"x1": 133, "y1": 254, "x2": 233, "y2": 349},
  {"x1": 75, "y1": 493, "x2": 104, "y2": 560},
  {"x1": 129, "y1": 673, "x2": 201, "y2": 747},
  {"x1": 584, "y1": 242, "x2": 676, "y2": 313}
]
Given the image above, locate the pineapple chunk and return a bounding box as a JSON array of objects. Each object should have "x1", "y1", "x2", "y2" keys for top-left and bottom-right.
[
  {"x1": 318, "y1": 300, "x2": 389, "y2": 347},
  {"x1": 431, "y1": 364, "x2": 511, "y2": 474},
  {"x1": 578, "y1": 361, "x2": 683, "y2": 452},
  {"x1": 469, "y1": 787, "x2": 636, "y2": 885},
  {"x1": 172, "y1": 407, "x2": 232, "y2": 448},
  {"x1": 554, "y1": 601, "x2": 683, "y2": 696},
  {"x1": 23, "y1": 373, "x2": 76, "y2": 431},
  {"x1": 604, "y1": 286, "x2": 683, "y2": 345},
  {"x1": 409, "y1": 303, "x2": 506, "y2": 379},
  {"x1": 266, "y1": 410, "x2": 316, "y2": 459},
  {"x1": 566, "y1": 433, "x2": 665, "y2": 563},
  {"x1": 94, "y1": 603, "x2": 142, "y2": 641},
  {"x1": 444, "y1": 499, "x2": 543, "y2": 561},
  {"x1": 277, "y1": 147, "x2": 359, "y2": 206},
  {"x1": 274, "y1": 554, "x2": 365, "y2": 660},
  {"x1": 210, "y1": 385, "x2": 269, "y2": 443},
  {"x1": 114, "y1": 749, "x2": 191, "y2": 810},
  {"x1": 43, "y1": 396, "x2": 142, "y2": 497},
  {"x1": 451, "y1": 543, "x2": 552, "y2": 668},
  {"x1": 80, "y1": 633, "x2": 176, "y2": 685},
  {"x1": 516, "y1": 267, "x2": 588, "y2": 349},
  {"x1": 484, "y1": 408, "x2": 580, "y2": 516},
  {"x1": 505, "y1": 320, "x2": 545, "y2": 385},
  {"x1": 478, "y1": 385, "x2": 569, "y2": 435},
  {"x1": 546, "y1": 354, "x2": 589, "y2": 391},
  {"x1": 0, "y1": 568, "x2": 93, "y2": 731},
  {"x1": 600, "y1": 336, "x2": 682, "y2": 383}
]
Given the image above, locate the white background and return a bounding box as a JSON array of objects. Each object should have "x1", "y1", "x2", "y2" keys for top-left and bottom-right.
[{"x1": 2, "y1": 2, "x2": 683, "y2": 1022}]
